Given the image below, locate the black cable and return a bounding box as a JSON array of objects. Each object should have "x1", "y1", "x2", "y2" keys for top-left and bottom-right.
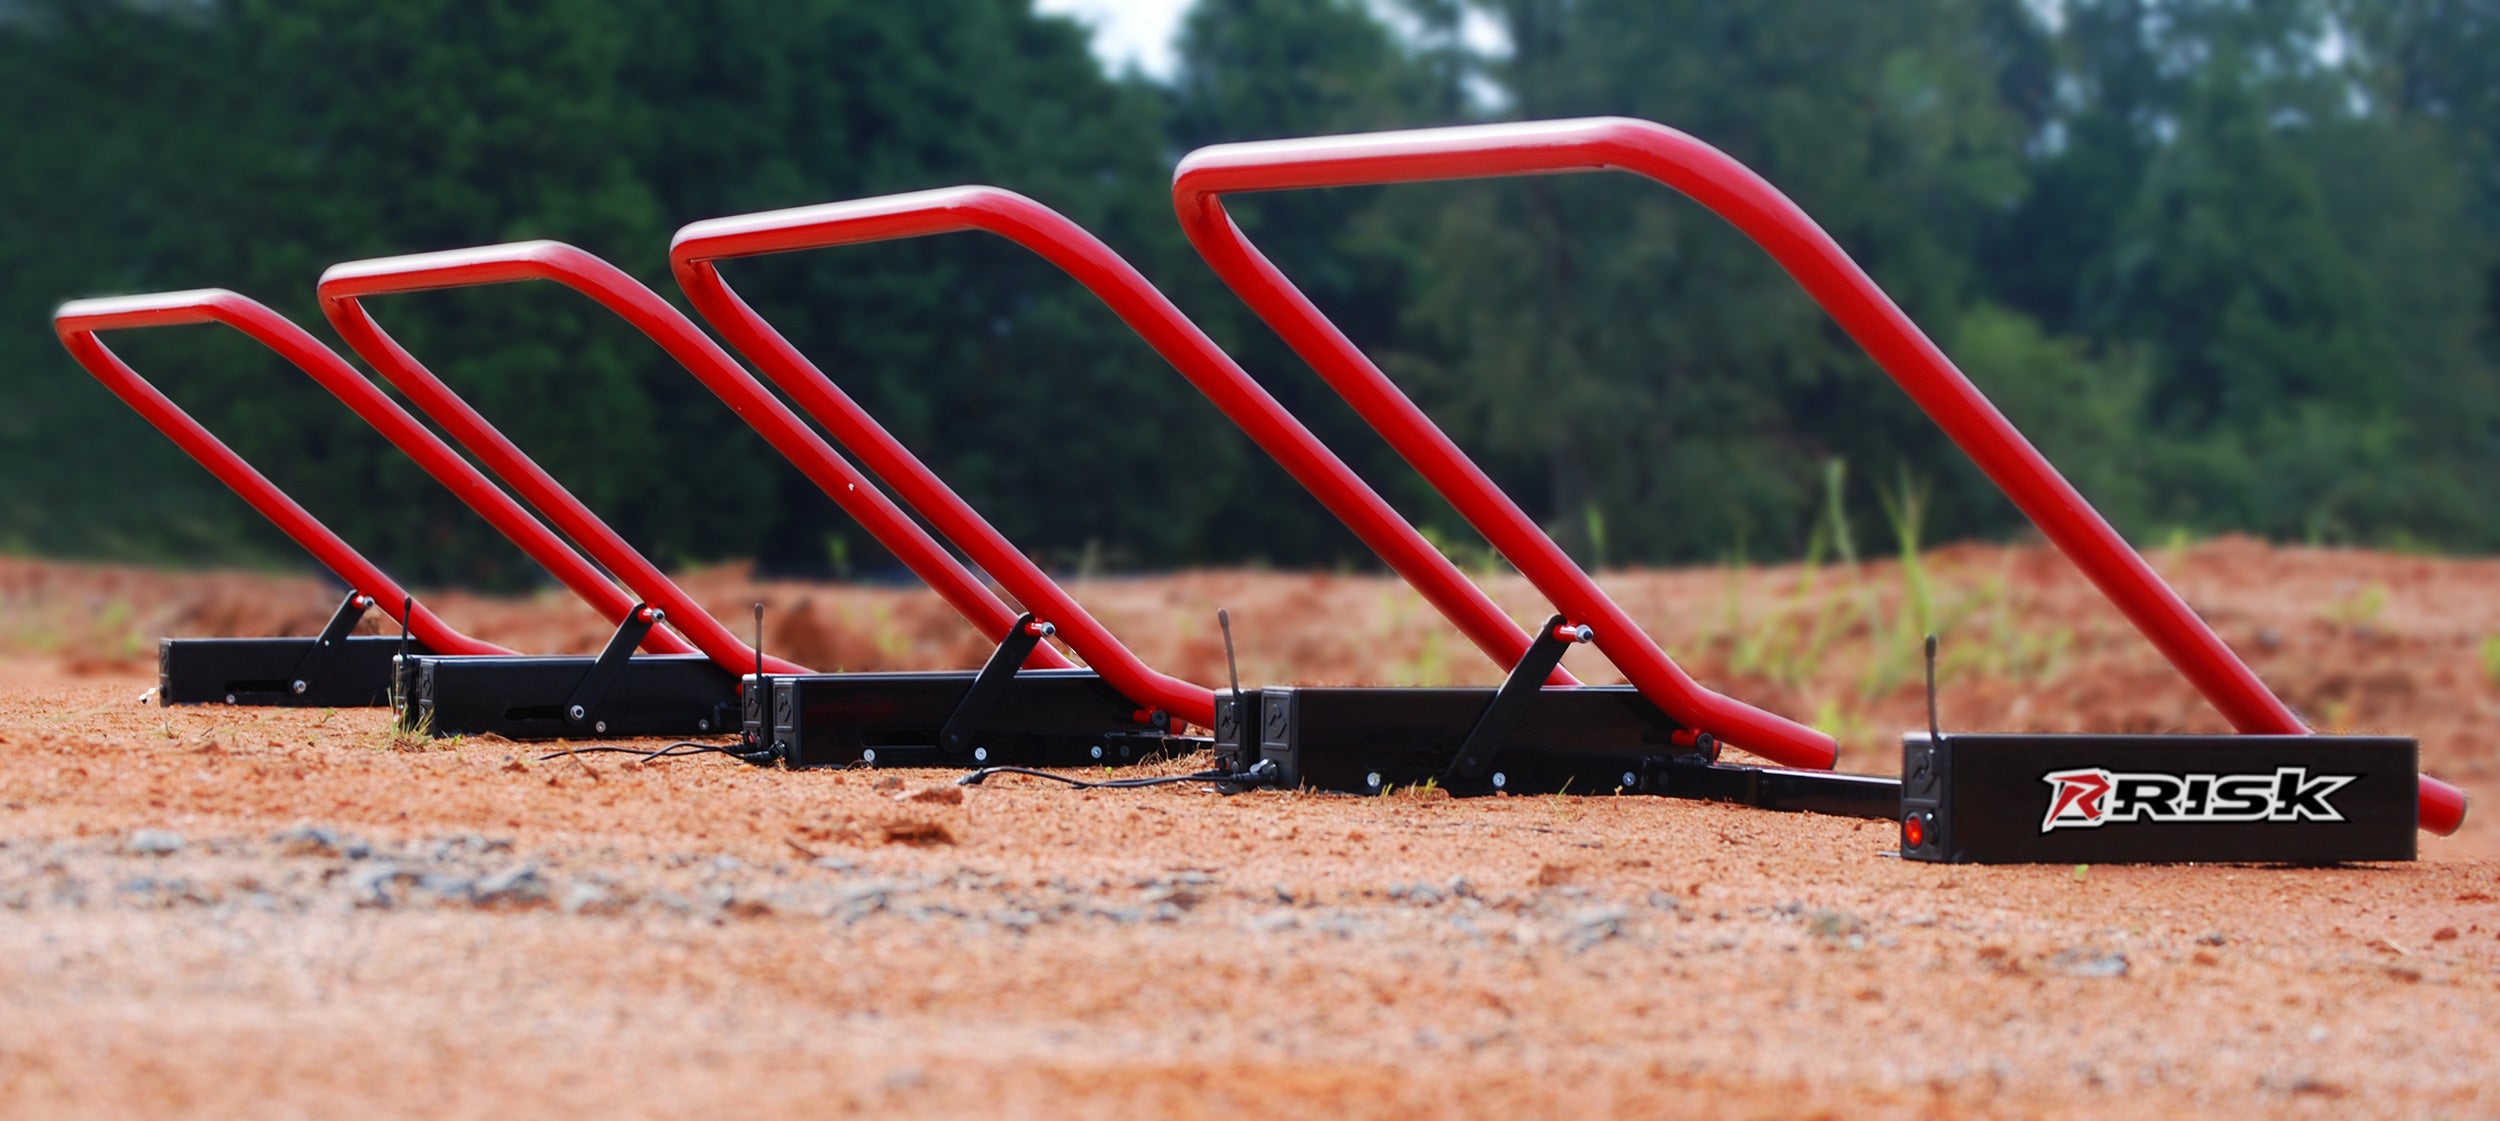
[
  {"x1": 536, "y1": 740, "x2": 757, "y2": 764},
  {"x1": 956, "y1": 759, "x2": 1279, "y2": 790}
]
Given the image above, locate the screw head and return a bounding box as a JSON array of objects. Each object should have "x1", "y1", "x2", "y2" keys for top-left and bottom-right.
[
  {"x1": 593, "y1": 720, "x2": 607, "y2": 734},
  {"x1": 1491, "y1": 772, "x2": 1508, "y2": 789},
  {"x1": 1365, "y1": 772, "x2": 1382, "y2": 789},
  {"x1": 1090, "y1": 745, "x2": 1104, "y2": 760},
  {"x1": 861, "y1": 748, "x2": 878, "y2": 764},
  {"x1": 567, "y1": 704, "x2": 585, "y2": 722},
  {"x1": 224, "y1": 693, "x2": 237, "y2": 705},
  {"x1": 973, "y1": 747, "x2": 989, "y2": 763},
  {"x1": 698, "y1": 719, "x2": 710, "y2": 732},
  {"x1": 290, "y1": 680, "x2": 307, "y2": 695},
  {"x1": 1622, "y1": 772, "x2": 1638, "y2": 789}
]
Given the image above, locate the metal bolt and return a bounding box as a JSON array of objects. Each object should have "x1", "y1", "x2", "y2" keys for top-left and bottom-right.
[
  {"x1": 290, "y1": 680, "x2": 307, "y2": 695},
  {"x1": 862, "y1": 748, "x2": 878, "y2": 764},
  {"x1": 1491, "y1": 772, "x2": 1508, "y2": 790},
  {"x1": 973, "y1": 747, "x2": 989, "y2": 763},
  {"x1": 1621, "y1": 772, "x2": 1638, "y2": 789},
  {"x1": 224, "y1": 693, "x2": 237, "y2": 705},
  {"x1": 593, "y1": 720, "x2": 607, "y2": 734},
  {"x1": 567, "y1": 704, "x2": 586, "y2": 722},
  {"x1": 698, "y1": 719, "x2": 710, "y2": 732},
  {"x1": 1365, "y1": 772, "x2": 1382, "y2": 789},
  {"x1": 1090, "y1": 745, "x2": 1104, "y2": 760}
]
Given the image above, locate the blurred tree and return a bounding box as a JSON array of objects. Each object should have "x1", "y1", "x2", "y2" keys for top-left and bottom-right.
[
  {"x1": 1379, "y1": 0, "x2": 2045, "y2": 563},
  {"x1": 2, "y1": 0, "x2": 2497, "y2": 578}
]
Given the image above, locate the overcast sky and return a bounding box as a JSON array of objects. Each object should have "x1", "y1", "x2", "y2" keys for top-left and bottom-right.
[{"x1": 1034, "y1": 0, "x2": 1194, "y2": 80}]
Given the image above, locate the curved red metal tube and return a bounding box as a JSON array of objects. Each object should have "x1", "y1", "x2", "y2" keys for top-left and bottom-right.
[
  {"x1": 671, "y1": 186, "x2": 1577, "y2": 712},
  {"x1": 54, "y1": 292, "x2": 510, "y2": 657},
  {"x1": 673, "y1": 190, "x2": 1226, "y2": 726},
  {"x1": 315, "y1": 241, "x2": 1063, "y2": 676},
  {"x1": 56, "y1": 289, "x2": 693, "y2": 657},
  {"x1": 1174, "y1": 115, "x2": 2464, "y2": 831}
]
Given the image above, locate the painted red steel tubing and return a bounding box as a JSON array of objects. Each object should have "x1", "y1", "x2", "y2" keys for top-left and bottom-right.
[
  {"x1": 316, "y1": 241, "x2": 1061, "y2": 676},
  {"x1": 1173, "y1": 115, "x2": 2463, "y2": 832},
  {"x1": 671, "y1": 186, "x2": 1575, "y2": 703},
  {"x1": 60, "y1": 289, "x2": 695, "y2": 657},
  {"x1": 673, "y1": 193, "x2": 1228, "y2": 727},
  {"x1": 54, "y1": 295, "x2": 508, "y2": 657}
]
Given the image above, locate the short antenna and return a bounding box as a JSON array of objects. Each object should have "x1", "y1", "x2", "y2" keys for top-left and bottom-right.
[
  {"x1": 1923, "y1": 632, "x2": 1941, "y2": 742},
  {"x1": 1217, "y1": 608, "x2": 1241, "y2": 697},
  {"x1": 753, "y1": 601, "x2": 765, "y2": 683}
]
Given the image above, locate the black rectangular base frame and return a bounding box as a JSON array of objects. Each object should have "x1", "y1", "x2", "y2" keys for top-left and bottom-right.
[
  {"x1": 745, "y1": 669, "x2": 1185, "y2": 769},
  {"x1": 159, "y1": 635, "x2": 423, "y2": 707},
  {"x1": 1253, "y1": 684, "x2": 1900, "y2": 817},
  {"x1": 1900, "y1": 732, "x2": 2417, "y2": 864},
  {"x1": 403, "y1": 653, "x2": 737, "y2": 740}
]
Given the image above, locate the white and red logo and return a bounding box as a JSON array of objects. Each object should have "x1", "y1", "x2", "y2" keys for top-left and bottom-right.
[{"x1": 2040, "y1": 767, "x2": 2356, "y2": 833}]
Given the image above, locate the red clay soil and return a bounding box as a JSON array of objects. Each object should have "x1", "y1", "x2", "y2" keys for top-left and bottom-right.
[{"x1": 0, "y1": 540, "x2": 2495, "y2": 1119}]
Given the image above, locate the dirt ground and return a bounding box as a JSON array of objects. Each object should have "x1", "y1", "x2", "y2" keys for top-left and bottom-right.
[{"x1": 1, "y1": 540, "x2": 2495, "y2": 1119}]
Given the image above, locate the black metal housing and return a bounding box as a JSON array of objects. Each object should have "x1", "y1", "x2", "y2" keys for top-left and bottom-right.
[
  {"x1": 746, "y1": 668, "x2": 1185, "y2": 769},
  {"x1": 158, "y1": 635, "x2": 420, "y2": 707},
  {"x1": 157, "y1": 590, "x2": 414, "y2": 707},
  {"x1": 1900, "y1": 732, "x2": 2417, "y2": 864},
  {"x1": 402, "y1": 652, "x2": 737, "y2": 739},
  {"x1": 1254, "y1": 684, "x2": 1900, "y2": 816}
]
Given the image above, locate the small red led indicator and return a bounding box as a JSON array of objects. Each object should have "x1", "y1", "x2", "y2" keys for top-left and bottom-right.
[{"x1": 1903, "y1": 814, "x2": 1926, "y2": 848}]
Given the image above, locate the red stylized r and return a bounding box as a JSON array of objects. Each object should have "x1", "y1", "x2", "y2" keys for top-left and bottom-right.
[{"x1": 2041, "y1": 769, "x2": 2113, "y2": 833}]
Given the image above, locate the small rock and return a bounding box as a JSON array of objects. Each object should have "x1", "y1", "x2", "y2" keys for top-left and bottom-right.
[
  {"x1": 559, "y1": 882, "x2": 615, "y2": 915},
  {"x1": 810, "y1": 856, "x2": 855, "y2": 872},
  {"x1": 879, "y1": 820, "x2": 955, "y2": 847},
  {"x1": 1645, "y1": 891, "x2": 1683, "y2": 913},
  {"x1": 1805, "y1": 909, "x2": 1863, "y2": 941},
  {"x1": 900, "y1": 785, "x2": 965, "y2": 805},
  {"x1": 2197, "y1": 932, "x2": 2228, "y2": 946},
  {"x1": 1248, "y1": 912, "x2": 1298, "y2": 933},
  {"x1": 416, "y1": 872, "x2": 477, "y2": 899},
  {"x1": 271, "y1": 825, "x2": 341, "y2": 857},
  {"x1": 2433, "y1": 927, "x2": 2459, "y2": 942},
  {"x1": 1566, "y1": 906, "x2": 1628, "y2": 949},
  {"x1": 473, "y1": 863, "x2": 548, "y2": 906},
  {"x1": 126, "y1": 829, "x2": 185, "y2": 856},
  {"x1": 2050, "y1": 949, "x2": 2129, "y2": 978},
  {"x1": 1402, "y1": 881, "x2": 1445, "y2": 906},
  {"x1": 348, "y1": 862, "x2": 409, "y2": 908},
  {"x1": 1146, "y1": 885, "x2": 1203, "y2": 911},
  {"x1": 1446, "y1": 876, "x2": 1476, "y2": 899}
]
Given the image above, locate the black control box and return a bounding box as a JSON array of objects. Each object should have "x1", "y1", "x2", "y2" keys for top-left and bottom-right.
[{"x1": 1900, "y1": 732, "x2": 2416, "y2": 864}]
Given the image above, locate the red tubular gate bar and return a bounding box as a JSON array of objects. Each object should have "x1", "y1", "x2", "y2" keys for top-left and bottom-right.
[
  {"x1": 54, "y1": 292, "x2": 511, "y2": 657},
  {"x1": 672, "y1": 193, "x2": 1228, "y2": 727},
  {"x1": 58, "y1": 289, "x2": 696, "y2": 657},
  {"x1": 315, "y1": 241, "x2": 1061, "y2": 678},
  {"x1": 671, "y1": 186, "x2": 1584, "y2": 709},
  {"x1": 1173, "y1": 115, "x2": 2464, "y2": 833}
]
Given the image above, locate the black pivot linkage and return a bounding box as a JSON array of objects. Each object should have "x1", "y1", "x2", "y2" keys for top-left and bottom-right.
[
  {"x1": 158, "y1": 587, "x2": 420, "y2": 707},
  {"x1": 939, "y1": 612, "x2": 1057, "y2": 764},
  {"x1": 285, "y1": 590, "x2": 376, "y2": 699},
  {"x1": 562, "y1": 603, "x2": 661, "y2": 734},
  {"x1": 1444, "y1": 614, "x2": 1586, "y2": 787}
]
